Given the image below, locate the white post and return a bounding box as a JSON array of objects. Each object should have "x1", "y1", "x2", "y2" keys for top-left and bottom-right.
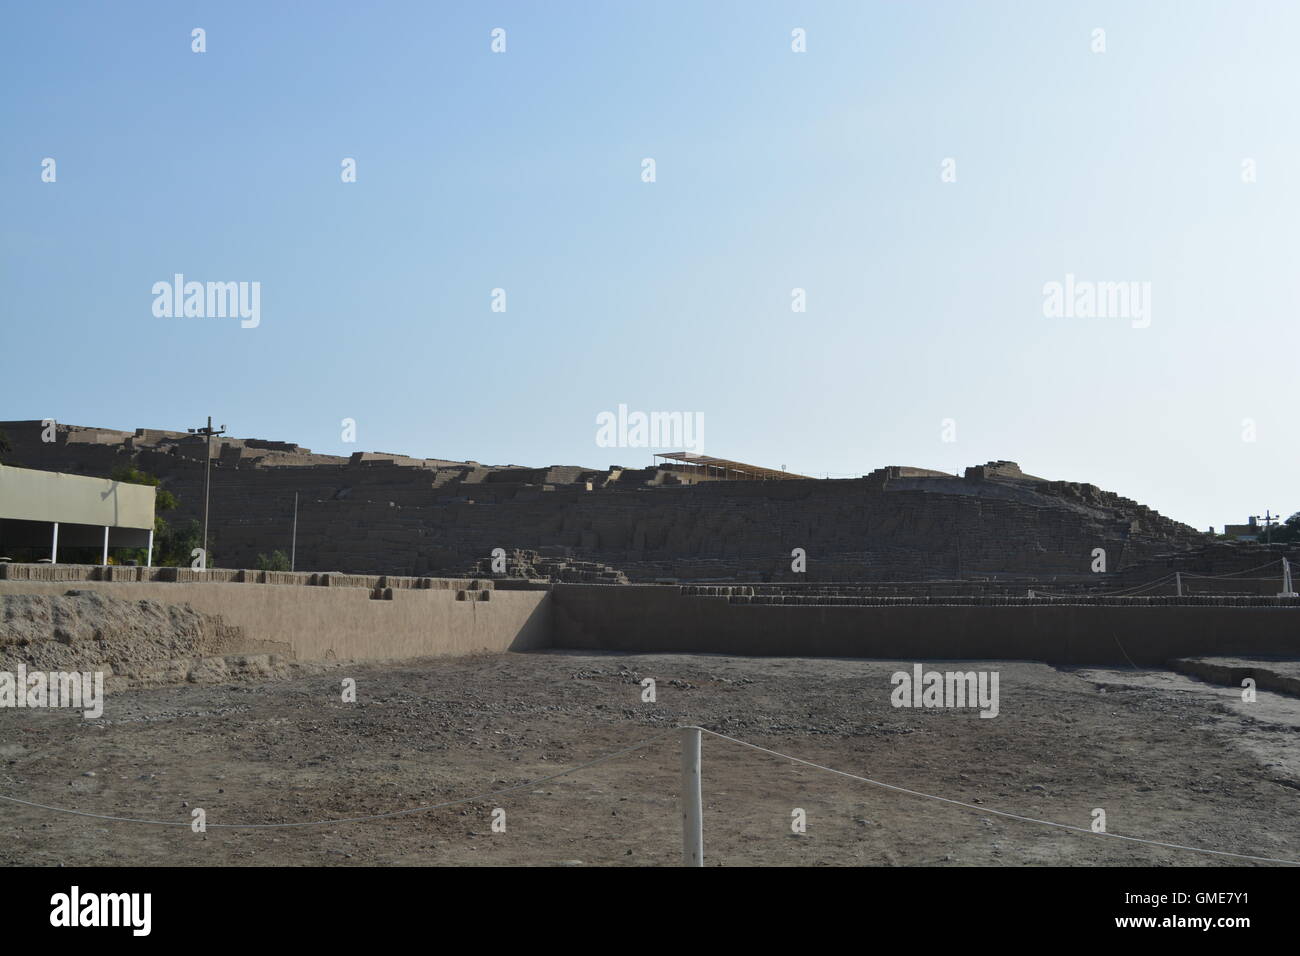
[
  {"x1": 1175, "y1": 572, "x2": 1182, "y2": 597},
  {"x1": 146, "y1": 528, "x2": 154, "y2": 568},
  {"x1": 51, "y1": 522, "x2": 58, "y2": 563},
  {"x1": 1280, "y1": 557, "x2": 1297, "y2": 597},
  {"x1": 680, "y1": 726, "x2": 703, "y2": 867},
  {"x1": 101, "y1": 526, "x2": 109, "y2": 565}
]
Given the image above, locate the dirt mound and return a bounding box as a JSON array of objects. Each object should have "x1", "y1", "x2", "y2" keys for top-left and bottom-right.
[
  {"x1": 106, "y1": 652, "x2": 344, "y2": 688},
  {"x1": 0, "y1": 590, "x2": 251, "y2": 674}
]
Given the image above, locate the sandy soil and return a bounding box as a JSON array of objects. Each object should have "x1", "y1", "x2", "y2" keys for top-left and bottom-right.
[{"x1": 2, "y1": 651, "x2": 1297, "y2": 867}]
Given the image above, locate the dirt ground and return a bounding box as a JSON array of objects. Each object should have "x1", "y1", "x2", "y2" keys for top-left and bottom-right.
[{"x1": 2, "y1": 650, "x2": 1297, "y2": 867}]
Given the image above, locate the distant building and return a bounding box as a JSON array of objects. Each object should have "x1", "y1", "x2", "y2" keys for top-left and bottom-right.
[{"x1": 1222, "y1": 516, "x2": 1260, "y2": 541}]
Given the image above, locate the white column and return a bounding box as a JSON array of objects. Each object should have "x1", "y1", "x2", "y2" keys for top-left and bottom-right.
[
  {"x1": 146, "y1": 528, "x2": 154, "y2": 568},
  {"x1": 101, "y1": 526, "x2": 109, "y2": 565},
  {"x1": 680, "y1": 727, "x2": 704, "y2": 867},
  {"x1": 51, "y1": 522, "x2": 59, "y2": 563},
  {"x1": 1280, "y1": 557, "x2": 1297, "y2": 597}
]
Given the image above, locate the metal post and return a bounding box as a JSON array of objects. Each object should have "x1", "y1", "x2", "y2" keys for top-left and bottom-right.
[
  {"x1": 51, "y1": 522, "x2": 58, "y2": 563},
  {"x1": 202, "y1": 415, "x2": 213, "y2": 560},
  {"x1": 680, "y1": 726, "x2": 703, "y2": 867},
  {"x1": 1280, "y1": 557, "x2": 1297, "y2": 598},
  {"x1": 146, "y1": 528, "x2": 154, "y2": 568},
  {"x1": 101, "y1": 526, "x2": 109, "y2": 565},
  {"x1": 1175, "y1": 572, "x2": 1182, "y2": 597},
  {"x1": 291, "y1": 492, "x2": 298, "y2": 572}
]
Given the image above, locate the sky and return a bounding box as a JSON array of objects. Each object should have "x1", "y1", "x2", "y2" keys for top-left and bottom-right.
[{"x1": 1, "y1": 0, "x2": 1296, "y2": 532}]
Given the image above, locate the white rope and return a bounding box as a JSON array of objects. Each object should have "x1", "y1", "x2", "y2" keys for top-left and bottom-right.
[
  {"x1": 0, "y1": 729, "x2": 675, "y2": 829},
  {"x1": 694, "y1": 727, "x2": 1300, "y2": 866},
  {"x1": 6, "y1": 721, "x2": 1297, "y2": 865},
  {"x1": 1035, "y1": 560, "x2": 1290, "y2": 597},
  {"x1": 1181, "y1": 574, "x2": 1281, "y2": 581},
  {"x1": 1182, "y1": 559, "x2": 1283, "y2": 578},
  {"x1": 1033, "y1": 572, "x2": 1178, "y2": 598}
]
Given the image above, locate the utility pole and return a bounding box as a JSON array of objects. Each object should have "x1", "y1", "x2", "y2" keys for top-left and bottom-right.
[
  {"x1": 187, "y1": 416, "x2": 227, "y2": 564},
  {"x1": 1255, "y1": 510, "x2": 1280, "y2": 545},
  {"x1": 291, "y1": 491, "x2": 298, "y2": 571}
]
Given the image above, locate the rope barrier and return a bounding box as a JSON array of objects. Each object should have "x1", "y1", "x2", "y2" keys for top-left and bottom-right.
[
  {"x1": 1033, "y1": 572, "x2": 1178, "y2": 598},
  {"x1": 3, "y1": 722, "x2": 1296, "y2": 865},
  {"x1": 1182, "y1": 559, "x2": 1283, "y2": 578},
  {"x1": 693, "y1": 727, "x2": 1300, "y2": 866},
  {"x1": 1035, "y1": 561, "x2": 1295, "y2": 597},
  {"x1": 1180, "y1": 575, "x2": 1279, "y2": 581}
]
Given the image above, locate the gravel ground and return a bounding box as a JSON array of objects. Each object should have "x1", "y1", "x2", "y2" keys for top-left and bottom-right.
[{"x1": 1, "y1": 650, "x2": 1297, "y2": 867}]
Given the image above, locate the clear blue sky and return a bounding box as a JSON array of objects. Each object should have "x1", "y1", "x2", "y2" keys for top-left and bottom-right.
[{"x1": 2, "y1": 1, "x2": 1296, "y2": 532}]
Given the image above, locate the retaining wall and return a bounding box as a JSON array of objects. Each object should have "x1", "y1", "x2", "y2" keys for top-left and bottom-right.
[
  {"x1": 2, "y1": 565, "x2": 1296, "y2": 668},
  {"x1": 0, "y1": 573, "x2": 550, "y2": 662},
  {"x1": 551, "y1": 584, "x2": 1300, "y2": 666}
]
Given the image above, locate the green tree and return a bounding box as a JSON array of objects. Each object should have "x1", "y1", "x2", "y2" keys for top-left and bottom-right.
[
  {"x1": 111, "y1": 465, "x2": 179, "y2": 512},
  {"x1": 1269, "y1": 512, "x2": 1300, "y2": 544},
  {"x1": 256, "y1": 550, "x2": 291, "y2": 572},
  {"x1": 110, "y1": 465, "x2": 206, "y2": 565},
  {"x1": 157, "y1": 518, "x2": 206, "y2": 567}
]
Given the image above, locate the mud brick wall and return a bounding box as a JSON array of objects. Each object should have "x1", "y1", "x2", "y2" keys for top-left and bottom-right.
[
  {"x1": 210, "y1": 479, "x2": 1203, "y2": 581},
  {"x1": 0, "y1": 573, "x2": 550, "y2": 662},
  {"x1": 0, "y1": 420, "x2": 1213, "y2": 582},
  {"x1": 551, "y1": 585, "x2": 1300, "y2": 666}
]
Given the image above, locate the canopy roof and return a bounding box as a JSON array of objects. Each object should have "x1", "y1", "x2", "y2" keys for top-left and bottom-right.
[{"x1": 654, "y1": 452, "x2": 813, "y2": 481}]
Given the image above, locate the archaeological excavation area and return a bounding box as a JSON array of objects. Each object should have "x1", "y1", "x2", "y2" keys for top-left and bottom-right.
[
  {"x1": 1, "y1": 420, "x2": 1298, "y2": 867},
  {"x1": 2, "y1": 645, "x2": 1298, "y2": 867},
  {"x1": 1, "y1": 560, "x2": 1298, "y2": 867}
]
